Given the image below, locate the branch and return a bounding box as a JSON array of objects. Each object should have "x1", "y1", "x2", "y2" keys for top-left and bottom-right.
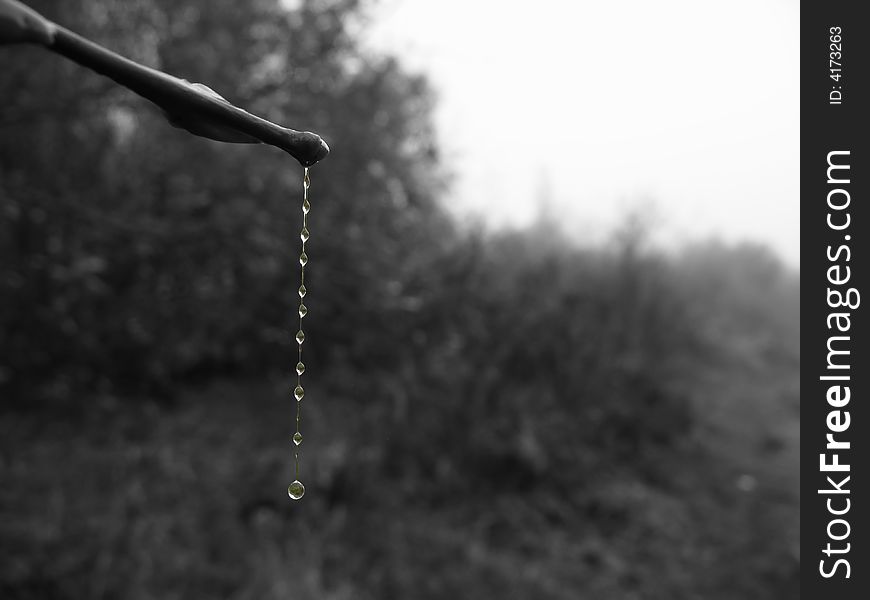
[{"x1": 0, "y1": 0, "x2": 329, "y2": 167}]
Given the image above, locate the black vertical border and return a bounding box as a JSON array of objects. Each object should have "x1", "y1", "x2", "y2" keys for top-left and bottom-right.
[{"x1": 802, "y1": 3, "x2": 868, "y2": 597}]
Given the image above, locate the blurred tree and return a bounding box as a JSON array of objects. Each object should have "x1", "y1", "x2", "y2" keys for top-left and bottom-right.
[{"x1": 1, "y1": 0, "x2": 449, "y2": 402}]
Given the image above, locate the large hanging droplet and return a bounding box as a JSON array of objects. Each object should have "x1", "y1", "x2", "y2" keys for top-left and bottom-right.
[
  {"x1": 299, "y1": 284, "x2": 307, "y2": 298},
  {"x1": 300, "y1": 227, "x2": 310, "y2": 242},
  {"x1": 299, "y1": 303, "x2": 308, "y2": 318},
  {"x1": 294, "y1": 385, "x2": 305, "y2": 401},
  {"x1": 288, "y1": 480, "x2": 305, "y2": 500},
  {"x1": 296, "y1": 361, "x2": 305, "y2": 375},
  {"x1": 295, "y1": 330, "x2": 305, "y2": 344},
  {"x1": 293, "y1": 432, "x2": 303, "y2": 446},
  {"x1": 300, "y1": 252, "x2": 308, "y2": 266},
  {"x1": 302, "y1": 199, "x2": 311, "y2": 214}
]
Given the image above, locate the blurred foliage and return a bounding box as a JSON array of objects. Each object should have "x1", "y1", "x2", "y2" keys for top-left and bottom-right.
[
  {"x1": 1, "y1": 1, "x2": 798, "y2": 599},
  {"x1": 1, "y1": 0, "x2": 448, "y2": 400}
]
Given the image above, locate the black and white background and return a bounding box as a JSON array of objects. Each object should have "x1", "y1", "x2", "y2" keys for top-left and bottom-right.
[{"x1": 0, "y1": 0, "x2": 830, "y2": 598}]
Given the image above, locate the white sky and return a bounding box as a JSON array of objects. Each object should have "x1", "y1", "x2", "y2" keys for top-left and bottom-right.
[{"x1": 363, "y1": 0, "x2": 800, "y2": 266}]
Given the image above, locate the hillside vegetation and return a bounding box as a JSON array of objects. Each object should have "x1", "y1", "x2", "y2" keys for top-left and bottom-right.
[{"x1": 1, "y1": 1, "x2": 798, "y2": 598}]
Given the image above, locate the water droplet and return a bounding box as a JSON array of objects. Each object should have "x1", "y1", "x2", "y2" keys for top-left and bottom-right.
[
  {"x1": 288, "y1": 479, "x2": 305, "y2": 500},
  {"x1": 291, "y1": 168, "x2": 313, "y2": 499}
]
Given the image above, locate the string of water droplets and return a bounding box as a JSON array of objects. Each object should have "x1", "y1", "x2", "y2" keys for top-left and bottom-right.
[{"x1": 288, "y1": 167, "x2": 311, "y2": 501}]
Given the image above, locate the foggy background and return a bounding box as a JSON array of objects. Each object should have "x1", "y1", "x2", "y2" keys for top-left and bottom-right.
[
  {"x1": 363, "y1": 0, "x2": 800, "y2": 266},
  {"x1": 1, "y1": 1, "x2": 799, "y2": 599}
]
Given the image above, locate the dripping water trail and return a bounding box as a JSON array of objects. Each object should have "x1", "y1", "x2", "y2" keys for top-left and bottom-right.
[{"x1": 288, "y1": 166, "x2": 310, "y2": 501}]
